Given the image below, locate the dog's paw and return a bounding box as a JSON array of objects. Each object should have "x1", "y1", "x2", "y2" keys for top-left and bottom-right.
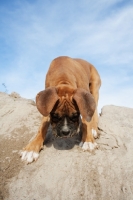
[
  {"x1": 92, "y1": 129, "x2": 98, "y2": 138},
  {"x1": 79, "y1": 141, "x2": 84, "y2": 147},
  {"x1": 80, "y1": 141, "x2": 98, "y2": 151},
  {"x1": 20, "y1": 151, "x2": 39, "y2": 164}
]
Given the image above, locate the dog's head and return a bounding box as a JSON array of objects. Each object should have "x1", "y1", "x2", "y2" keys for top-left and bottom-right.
[{"x1": 36, "y1": 85, "x2": 96, "y2": 138}]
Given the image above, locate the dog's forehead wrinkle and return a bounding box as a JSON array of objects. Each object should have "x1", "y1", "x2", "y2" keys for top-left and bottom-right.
[{"x1": 57, "y1": 97, "x2": 75, "y2": 112}]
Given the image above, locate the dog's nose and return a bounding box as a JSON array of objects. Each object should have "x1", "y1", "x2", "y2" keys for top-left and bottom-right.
[
  {"x1": 62, "y1": 130, "x2": 70, "y2": 136},
  {"x1": 61, "y1": 118, "x2": 70, "y2": 136}
]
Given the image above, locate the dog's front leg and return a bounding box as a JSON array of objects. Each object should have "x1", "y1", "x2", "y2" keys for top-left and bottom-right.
[
  {"x1": 80, "y1": 119, "x2": 97, "y2": 151},
  {"x1": 20, "y1": 116, "x2": 50, "y2": 164}
]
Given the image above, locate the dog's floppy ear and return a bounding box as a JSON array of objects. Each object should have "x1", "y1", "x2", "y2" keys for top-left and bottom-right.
[
  {"x1": 73, "y1": 88, "x2": 96, "y2": 122},
  {"x1": 36, "y1": 87, "x2": 59, "y2": 116}
]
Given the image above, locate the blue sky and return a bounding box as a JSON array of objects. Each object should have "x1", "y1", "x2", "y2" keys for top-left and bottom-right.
[{"x1": 0, "y1": 0, "x2": 133, "y2": 112}]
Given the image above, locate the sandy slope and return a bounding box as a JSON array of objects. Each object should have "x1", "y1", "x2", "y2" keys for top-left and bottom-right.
[{"x1": 0, "y1": 92, "x2": 133, "y2": 200}]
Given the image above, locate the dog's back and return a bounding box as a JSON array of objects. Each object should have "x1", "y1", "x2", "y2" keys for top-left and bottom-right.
[{"x1": 45, "y1": 56, "x2": 96, "y2": 90}]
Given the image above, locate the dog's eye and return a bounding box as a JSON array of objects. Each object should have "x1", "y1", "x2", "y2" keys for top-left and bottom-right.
[
  {"x1": 50, "y1": 113, "x2": 61, "y2": 122},
  {"x1": 70, "y1": 113, "x2": 79, "y2": 122},
  {"x1": 52, "y1": 117, "x2": 61, "y2": 122}
]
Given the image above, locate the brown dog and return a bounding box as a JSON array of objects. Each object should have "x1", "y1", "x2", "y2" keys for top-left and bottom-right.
[{"x1": 20, "y1": 56, "x2": 101, "y2": 163}]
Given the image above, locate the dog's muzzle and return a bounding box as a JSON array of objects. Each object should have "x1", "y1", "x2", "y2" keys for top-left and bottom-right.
[
  {"x1": 52, "y1": 117, "x2": 80, "y2": 138},
  {"x1": 60, "y1": 125, "x2": 70, "y2": 137}
]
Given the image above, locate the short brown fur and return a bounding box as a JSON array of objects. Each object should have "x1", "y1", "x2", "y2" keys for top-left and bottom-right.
[{"x1": 22, "y1": 56, "x2": 101, "y2": 160}]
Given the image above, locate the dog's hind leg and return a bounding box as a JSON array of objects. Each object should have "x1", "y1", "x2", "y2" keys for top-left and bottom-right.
[
  {"x1": 80, "y1": 66, "x2": 101, "y2": 151},
  {"x1": 89, "y1": 65, "x2": 101, "y2": 139},
  {"x1": 80, "y1": 118, "x2": 98, "y2": 151},
  {"x1": 20, "y1": 116, "x2": 50, "y2": 164},
  {"x1": 90, "y1": 84, "x2": 100, "y2": 139}
]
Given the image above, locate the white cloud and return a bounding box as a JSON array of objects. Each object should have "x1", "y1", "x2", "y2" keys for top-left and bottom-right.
[{"x1": 64, "y1": 4, "x2": 133, "y2": 65}]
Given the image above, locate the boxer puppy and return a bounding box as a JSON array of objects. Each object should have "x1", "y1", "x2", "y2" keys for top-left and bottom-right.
[{"x1": 20, "y1": 56, "x2": 101, "y2": 163}]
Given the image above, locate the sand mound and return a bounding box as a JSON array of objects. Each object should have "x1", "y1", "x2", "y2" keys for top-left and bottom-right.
[{"x1": 0, "y1": 92, "x2": 133, "y2": 200}]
